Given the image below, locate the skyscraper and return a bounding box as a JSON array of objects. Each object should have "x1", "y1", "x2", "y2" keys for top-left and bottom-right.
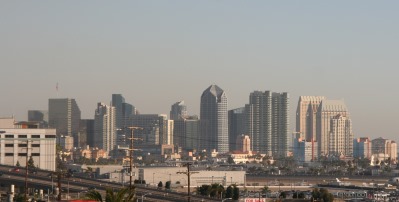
[
  {"x1": 245, "y1": 91, "x2": 289, "y2": 156},
  {"x1": 112, "y1": 94, "x2": 126, "y2": 129},
  {"x1": 245, "y1": 91, "x2": 272, "y2": 154},
  {"x1": 94, "y1": 103, "x2": 116, "y2": 152},
  {"x1": 296, "y1": 96, "x2": 326, "y2": 141},
  {"x1": 112, "y1": 94, "x2": 136, "y2": 147},
  {"x1": 173, "y1": 116, "x2": 201, "y2": 152},
  {"x1": 316, "y1": 99, "x2": 350, "y2": 157},
  {"x1": 170, "y1": 101, "x2": 188, "y2": 120},
  {"x1": 200, "y1": 85, "x2": 228, "y2": 153},
  {"x1": 271, "y1": 92, "x2": 290, "y2": 157},
  {"x1": 79, "y1": 119, "x2": 94, "y2": 148},
  {"x1": 48, "y1": 98, "x2": 81, "y2": 145},
  {"x1": 228, "y1": 107, "x2": 246, "y2": 151},
  {"x1": 329, "y1": 114, "x2": 353, "y2": 156}
]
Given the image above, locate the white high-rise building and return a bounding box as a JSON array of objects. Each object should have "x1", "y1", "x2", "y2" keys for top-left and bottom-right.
[
  {"x1": 94, "y1": 103, "x2": 116, "y2": 153},
  {"x1": 200, "y1": 85, "x2": 228, "y2": 153},
  {"x1": 329, "y1": 114, "x2": 353, "y2": 157},
  {"x1": 316, "y1": 100, "x2": 351, "y2": 157}
]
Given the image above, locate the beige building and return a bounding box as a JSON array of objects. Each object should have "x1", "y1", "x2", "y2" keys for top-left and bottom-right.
[
  {"x1": 296, "y1": 96, "x2": 326, "y2": 141},
  {"x1": 317, "y1": 100, "x2": 350, "y2": 157},
  {"x1": 0, "y1": 128, "x2": 57, "y2": 171},
  {"x1": 329, "y1": 114, "x2": 353, "y2": 157},
  {"x1": 371, "y1": 137, "x2": 397, "y2": 163},
  {"x1": 236, "y1": 134, "x2": 251, "y2": 152},
  {"x1": 92, "y1": 148, "x2": 108, "y2": 161}
]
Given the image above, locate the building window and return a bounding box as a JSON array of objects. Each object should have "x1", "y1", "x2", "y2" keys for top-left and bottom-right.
[
  {"x1": 32, "y1": 144, "x2": 40, "y2": 147},
  {"x1": 18, "y1": 135, "x2": 27, "y2": 138},
  {"x1": 32, "y1": 153, "x2": 40, "y2": 156},
  {"x1": 45, "y1": 135, "x2": 56, "y2": 138},
  {"x1": 5, "y1": 134, "x2": 14, "y2": 138},
  {"x1": 5, "y1": 144, "x2": 14, "y2": 147},
  {"x1": 31, "y1": 135, "x2": 40, "y2": 138},
  {"x1": 18, "y1": 153, "x2": 27, "y2": 156},
  {"x1": 5, "y1": 153, "x2": 13, "y2": 156},
  {"x1": 18, "y1": 144, "x2": 28, "y2": 147}
]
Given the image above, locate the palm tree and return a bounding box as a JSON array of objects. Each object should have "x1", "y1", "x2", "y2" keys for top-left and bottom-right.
[{"x1": 85, "y1": 187, "x2": 136, "y2": 202}]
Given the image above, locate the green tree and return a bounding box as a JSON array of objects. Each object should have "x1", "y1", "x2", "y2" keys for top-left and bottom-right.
[
  {"x1": 312, "y1": 188, "x2": 334, "y2": 202},
  {"x1": 158, "y1": 181, "x2": 163, "y2": 189},
  {"x1": 16, "y1": 161, "x2": 21, "y2": 167},
  {"x1": 197, "y1": 185, "x2": 211, "y2": 196},
  {"x1": 165, "y1": 181, "x2": 171, "y2": 189},
  {"x1": 85, "y1": 187, "x2": 136, "y2": 202},
  {"x1": 261, "y1": 185, "x2": 269, "y2": 194},
  {"x1": 210, "y1": 184, "x2": 224, "y2": 198},
  {"x1": 227, "y1": 156, "x2": 235, "y2": 164},
  {"x1": 232, "y1": 185, "x2": 239, "y2": 200},
  {"x1": 225, "y1": 186, "x2": 233, "y2": 199},
  {"x1": 28, "y1": 156, "x2": 35, "y2": 169}
]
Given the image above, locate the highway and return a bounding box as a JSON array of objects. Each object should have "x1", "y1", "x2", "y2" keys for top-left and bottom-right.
[{"x1": 0, "y1": 164, "x2": 218, "y2": 202}]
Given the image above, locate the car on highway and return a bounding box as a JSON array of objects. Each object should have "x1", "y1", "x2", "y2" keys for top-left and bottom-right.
[{"x1": 12, "y1": 168, "x2": 20, "y2": 172}]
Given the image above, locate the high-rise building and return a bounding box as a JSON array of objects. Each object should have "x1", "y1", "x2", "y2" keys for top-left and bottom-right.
[
  {"x1": 271, "y1": 92, "x2": 290, "y2": 157},
  {"x1": 353, "y1": 137, "x2": 372, "y2": 159},
  {"x1": 128, "y1": 114, "x2": 172, "y2": 146},
  {"x1": 94, "y1": 103, "x2": 116, "y2": 153},
  {"x1": 112, "y1": 94, "x2": 125, "y2": 129},
  {"x1": 296, "y1": 96, "x2": 326, "y2": 141},
  {"x1": 112, "y1": 94, "x2": 136, "y2": 147},
  {"x1": 200, "y1": 85, "x2": 228, "y2": 153},
  {"x1": 316, "y1": 100, "x2": 350, "y2": 157},
  {"x1": 48, "y1": 98, "x2": 81, "y2": 146},
  {"x1": 170, "y1": 101, "x2": 188, "y2": 120},
  {"x1": 329, "y1": 114, "x2": 353, "y2": 157},
  {"x1": 79, "y1": 119, "x2": 94, "y2": 148},
  {"x1": 173, "y1": 116, "x2": 201, "y2": 152},
  {"x1": 228, "y1": 107, "x2": 246, "y2": 151},
  {"x1": 160, "y1": 119, "x2": 174, "y2": 145},
  {"x1": 245, "y1": 91, "x2": 289, "y2": 156},
  {"x1": 28, "y1": 110, "x2": 49, "y2": 128}
]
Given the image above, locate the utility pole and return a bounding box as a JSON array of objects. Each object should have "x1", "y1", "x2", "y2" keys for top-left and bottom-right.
[
  {"x1": 177, "y1": 163, "x2": 198, "y2": 202},
  {"x1": 25, "y1": 140, "x2": 29, "y2": 202},
  {"x1": 127, "y1": 127, "x2": 142, "y2": 189},
  {"x1": 23, "y1": 140, "x2": 32, "y2": 202}
]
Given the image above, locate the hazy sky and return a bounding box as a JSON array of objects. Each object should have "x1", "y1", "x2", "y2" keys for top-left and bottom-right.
[{"x1": 1, "y1": 1, "x2": 398, "y2": 141}]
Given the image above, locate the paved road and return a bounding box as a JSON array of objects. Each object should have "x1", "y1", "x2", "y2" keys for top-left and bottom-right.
[{"x1": 0, "y1": 164, "x2": 218, "y2": 202}]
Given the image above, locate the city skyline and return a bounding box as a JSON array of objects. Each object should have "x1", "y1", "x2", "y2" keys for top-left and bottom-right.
[{"x1": 1, "y1": 1, "x2": 399, "y2": 142}]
